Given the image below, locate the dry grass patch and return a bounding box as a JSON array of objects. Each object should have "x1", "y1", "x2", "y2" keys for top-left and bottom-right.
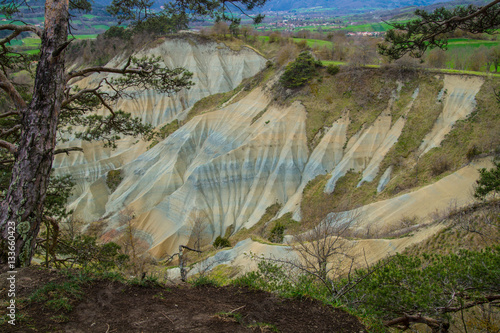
[{"x1": 404, "y1": 199, "x2": 500, "y2": 257}]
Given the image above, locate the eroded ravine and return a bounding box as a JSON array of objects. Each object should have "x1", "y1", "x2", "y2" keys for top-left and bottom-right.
[{"x1": 53, "y1": 38, "x2": 488, "y2": 259}]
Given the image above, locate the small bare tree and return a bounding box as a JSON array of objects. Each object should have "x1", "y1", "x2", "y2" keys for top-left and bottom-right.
[
  {"x1": 163, "y1": 244, "x2": 202, "y2": 282},
  {"x1": 288, "y1": 210, "x2": 360, "y2": 294},
  {"x1": 187, "y1": 210, "x2": 211, "y2": 252},
  {"x1": 211, "y1": 21, "x2": 229, "y2": 38},
  {"x1": 118, "y1": 208, "x2": 150, "y2": 278},
  {"x1": 257, "y1": 208, "x2": 387, "y2": 300}
]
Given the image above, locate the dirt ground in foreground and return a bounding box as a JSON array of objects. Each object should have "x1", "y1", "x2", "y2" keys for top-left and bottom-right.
[{"x1": 1, "y1": 267, "x2": 366, "y2": 332}]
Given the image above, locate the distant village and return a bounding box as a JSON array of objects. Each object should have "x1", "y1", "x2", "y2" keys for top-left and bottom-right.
[{"x1": 254, "y1": 18, "x2": 385, "y2": 37}]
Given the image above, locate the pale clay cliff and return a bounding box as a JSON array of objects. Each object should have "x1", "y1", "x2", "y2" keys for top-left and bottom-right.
[{"x1": 53, "y1": 36, "x2": 488, "y2": 259}]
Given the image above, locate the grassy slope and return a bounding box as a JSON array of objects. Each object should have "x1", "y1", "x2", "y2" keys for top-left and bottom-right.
[{"x1": 297, "y1": 69, "x2": 499, "y2": 225}]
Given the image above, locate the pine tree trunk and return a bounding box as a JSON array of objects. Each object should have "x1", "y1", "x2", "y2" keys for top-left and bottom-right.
[{"x1": 0, "y1": 0, "x2": 69, "y2": 267}]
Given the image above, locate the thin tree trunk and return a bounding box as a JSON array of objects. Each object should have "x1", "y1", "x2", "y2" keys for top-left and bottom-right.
[{"x1": 0, "y1": 0, "x2": 69, "y2": 267}]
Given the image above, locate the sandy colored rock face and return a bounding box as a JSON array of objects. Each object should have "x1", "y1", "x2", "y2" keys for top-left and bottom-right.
[
  {"x1": 54, "y1": 41, "x2": 488, "y2": 259},
  {"x1": 53, "y1": 36, "x2": 267, "y2": 227},
  {"x1": 420, "y1": 75, "x2": 484, "y2": 155}
]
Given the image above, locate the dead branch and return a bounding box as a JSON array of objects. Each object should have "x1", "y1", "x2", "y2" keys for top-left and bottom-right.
[
  {"x1": 0, "y1": 23, "x2": 42, "y2": 38},
  {"x1": 0, "y1": 111, "x2": 19, "y2": 119},
  {"x1": 0, "y1": 139, "x2": 17, "y2": 154},
  {"x1": 66, "y1": 62, "x2": 151, "y2": 82},
  {"x1": 179, "y1": 245, "x2": 202, "y2": 253},
  {"x1": 54, "y1": 147, "x2": 84, "y2": 155},
  {"x1": 384, "y1": 314, "x2": 449, "y2": 332},
  {"x1": 436, "y1": 295, "x2": 500, "y2": 313},
  {"x1": 0, "y1": 70, "x2": 27, "y2": 111},
  {"x1": 0, "y1": 124, "x2": 20, "y2": 138}
]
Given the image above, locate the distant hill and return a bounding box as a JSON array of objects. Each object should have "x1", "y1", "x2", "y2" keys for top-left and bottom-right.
[
  {"x1": 260, "y1": 0, "x2": 450, "y2": 13},
  {"x1": 89, "y1": 0, "x2": 457, "y2": 15}
]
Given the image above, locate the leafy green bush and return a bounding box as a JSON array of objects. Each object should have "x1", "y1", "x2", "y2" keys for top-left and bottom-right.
[
  {"x1": 279, "y1": 51, "x2": 322, "y2": 88},
  {"x1": 213, "y1": 236, "x2": 231, "y2": 249},
  {"x1": 326, "y1": 64, "x2": 340, "y2": 75}
]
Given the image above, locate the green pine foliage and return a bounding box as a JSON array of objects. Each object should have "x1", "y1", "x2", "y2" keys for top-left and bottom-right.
[
  {"x1": 326, "y1": 64, "x2": 340, "y2": 75},
  {"x1": 106, "y1": 169, "x2": 122, "y2": 192},
  {"x1": 213, "y1": 236, "x2": 231, "y2": 249},
  {"x1": 233, "y1": 247, "x2": 500, "y2": 331},
  {"x1": 474, "y1": 161, "x2": 500, "y2": 199},
  {"x1": 345, "y1": 247, "x2": 500, "y2": 328},
  {"x1": 268, "y1": 222, "x2": 285, "y2": 243},
  {"x1": 279, "y1": 51, "x2": 323, "y2": 89}
]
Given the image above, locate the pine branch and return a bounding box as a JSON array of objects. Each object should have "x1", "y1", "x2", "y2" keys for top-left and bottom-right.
[
  {"x1": 0, "y1": 139, "x2": 16, "y2": 154},
  {"x1": 384, "y1": 314, "x2": 447, "y2": 331},
  {"x1": 380, "y1": 0, "x2": 500, "y2": 59},
  {"x1": 0, "y1": 111, "x2": 19, "y2": 119},
  {"x1": 0, "y1": 124, "x2": 20, "y2": 138},
  {"x1": 0, "y1": 23, "x2": 42, "y2": 38},
  {"x1": 436, "y1": 295, "x2": 500, "y2": 313},
  {"x1": 53, "y1": 147, "x2": 84, "y2": 155},
  {"x1": 66, "y1": 61, "x2": 149, "y2": 82},
  {"x1": 0, "y1": 70, "x2": 27, "y2": 111},
  {"x1": 61, "y1": 85, "x2": 102, "y2": 108}
]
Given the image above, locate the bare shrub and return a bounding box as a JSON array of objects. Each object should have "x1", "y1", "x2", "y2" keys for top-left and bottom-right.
[
  {"x1": 381, "y1": 55, "x2": 421, "y2": 80},
  {"x1": 240, "y1": 25, "x2": 254, "y2": 41},
  {"x1": 470, "y1": 46, "x2": 488, "y2": 71},
  {"x1": 295, "y1": 29, "x2": 311, "y2": 39},
  {"x1": 453, "y1": 200, "x2": 500, "y2": 243},
  {"x1": 268, "y1": 31, "x2": 281, "y2": 43},
  {"x1": 211, "y1": 21, "x2": 229, "y2": 38},
  {"x1": 117, "y1": 208, "x2": 151, "y2": 278},
  {"x1": 283, "y1": 209, "x2": 361, "y2": 293},
  {"x1": 426, "y1": 48, "x2": 447, "y2": 68},
  {"x1": 430, "y1": 155, "x2": 451, "y2": 176},
  {"x1": 399, "y1": 215, "x2": 419, "y2": 229},
  {"x1": 466, "y1": 145, "x2": 482, "y2": 161},
  {"x1": 349, "y1": 37, "x2": 378, "y2": 67},
  {"x1": 187, "y1": 210, "x2": 212, "y2": 251},
  {"x1": 296, "y1": 39, "x2": 308, "y2": 50},
  {"x1": 276, "y1": 42, "x2": 299, "y2": 67},
  {"x1": 328, "y1": 31, "x2": 349, "y2": 61}
]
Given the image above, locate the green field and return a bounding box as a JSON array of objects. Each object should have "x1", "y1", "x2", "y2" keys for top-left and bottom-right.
[
  {"x1": 24, "y1": 49, "x2": 40, "y2": 55},
  {"x1": 82, "y1": 14, "x2": 96, "y2": 19},
  {"x1": 10, "y1": 34, "x2": 98, "y2": 54},
  {"x1": 4, "y1": 21, "x2": 25, "y2": 26},
  {"x1": 446, "y1": 38, "x2": 500, "y2": 50},
  {"x1": 73, "y1": 34, "x2": 98, "y2": 39},
  {"x1": 292, "y1": 38, "x2": 333, "y2": 48},
  {"x1": 321, "y1": 60, "x2": 345, "y2": 66},
  {"x1": 22, "y1": 38, "x2": 41, "y2": 47},
  {"x1": 341, "y1": 22, "x2": 392, "y2": 32},
  {"x1": 7, "y1": 40, "x2": 22, "y2": 46}
]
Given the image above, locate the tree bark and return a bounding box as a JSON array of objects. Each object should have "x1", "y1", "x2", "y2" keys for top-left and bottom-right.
[{"x1": 0, "y1": 0, "x2": 69, "y2": 267}]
